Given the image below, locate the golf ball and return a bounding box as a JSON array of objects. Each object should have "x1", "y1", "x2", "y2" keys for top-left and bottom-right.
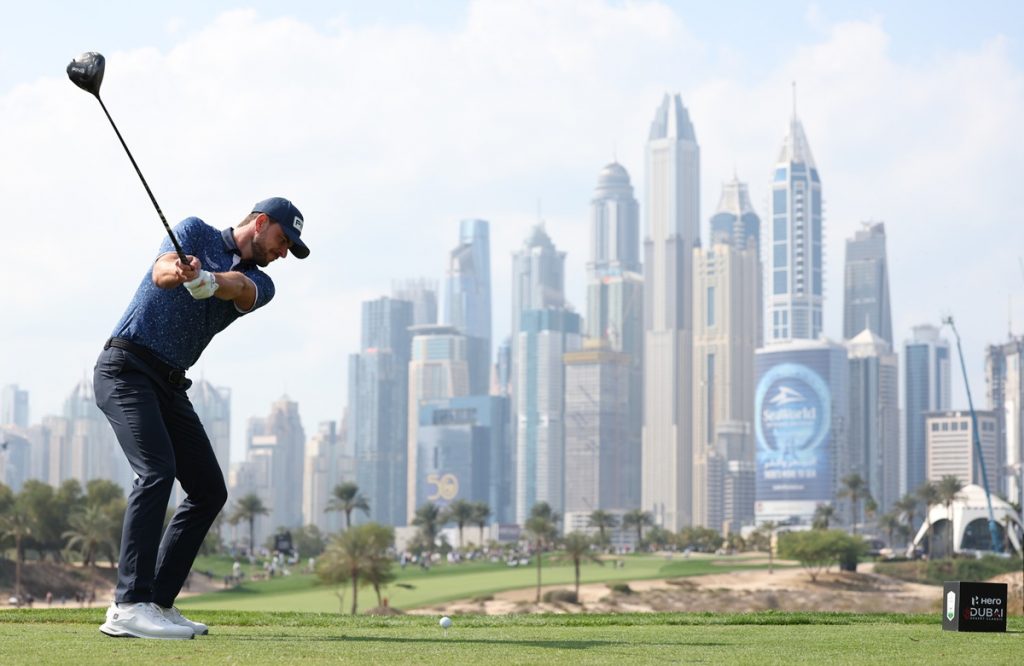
[{"x1": 439, "y1": 616, "x2": 453, "y2": 629}]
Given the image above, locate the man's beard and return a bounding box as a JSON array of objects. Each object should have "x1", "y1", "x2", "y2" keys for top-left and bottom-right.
[{"x1": 251, "y1": 236, "x2": 271, "y2": 267}]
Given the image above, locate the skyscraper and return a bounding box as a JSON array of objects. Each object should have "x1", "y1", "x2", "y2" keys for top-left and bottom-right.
[
  {"x1": 642, "y1": 93, "x2": 700, "y2": 531},
  {"x1": 445, "y1": 219, "x2": 492, "y2": 396},
  {"x1": 516, "y1": 308, "x2": 581, "y2": 522},
  {"x1": 1, "y1": 385, "x2": 29, "y2": 428},
  {"x1": 846, "y1": 329, "x2": 900, "y2": 516},
  {"x1": 767, "y1": 105, "x2": 823, "y2": 342},
  {"x1": 393, "y1": 278, "x2": 439, "y2": 326},
  {"x1": 843, "y1": 222, "x2": 893, "y2": 344},
  {"x1": 985, "y1": 336, "x2": 1024, "y2": 505},
  {"x1": 407, "y1": 324, "x2": 470, "y2": 522},
  {"x1": 350, "y1": 297, "x2": 413, "y2": 527},
  {"x1": 903, "y1": 324, "x2": 951, "y2": 495},
  {"x1": 691, "y1": 194, "x2": 761, "y2": 529}
]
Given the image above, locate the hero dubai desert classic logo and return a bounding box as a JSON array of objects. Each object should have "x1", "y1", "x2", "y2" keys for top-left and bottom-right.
[
  {"x1": 964, "y1": 594, "x2": 1005, "y2": 621},
  {"x1": 947, "y1": 590, "x2": 956, "y2": 621}
]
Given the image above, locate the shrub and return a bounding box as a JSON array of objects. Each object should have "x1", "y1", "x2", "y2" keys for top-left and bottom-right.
[
  {"x1": 542, "y1": 589, "x2": 579, "y2": 604},
  {"x1": 777, "y1": 530, "x2": 866, "y2": 581},
  {"x1": 607, "y1": 583, "x2": 632, "y2": 595}
]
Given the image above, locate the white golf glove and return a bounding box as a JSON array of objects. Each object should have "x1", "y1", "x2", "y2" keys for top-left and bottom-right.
[{"x1": 184, "y1": 270, "x2": 219, "y2": 300}]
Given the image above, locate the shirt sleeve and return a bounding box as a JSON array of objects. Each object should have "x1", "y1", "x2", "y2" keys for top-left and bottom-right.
[{"x1": 157, "y1": 217, "x2": 204, "y2": 257}]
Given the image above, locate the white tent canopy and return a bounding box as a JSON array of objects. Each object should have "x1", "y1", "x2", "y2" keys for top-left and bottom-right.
[{"x1": 911, "y1": 484, "x2": 1022, "y2": 555}]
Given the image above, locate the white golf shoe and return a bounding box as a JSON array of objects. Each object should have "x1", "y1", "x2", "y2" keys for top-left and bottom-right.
[
  {"x1": 157, "y1": 605, "x2": 209, "y2": 635},
  {"x1": 99, "y1": 602, "x2": 195, "y2": 640}
]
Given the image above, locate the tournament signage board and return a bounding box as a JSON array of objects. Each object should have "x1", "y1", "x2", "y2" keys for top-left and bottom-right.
[{"x1": 942, "y1": 581, "x2": 1008, "y2": 632}]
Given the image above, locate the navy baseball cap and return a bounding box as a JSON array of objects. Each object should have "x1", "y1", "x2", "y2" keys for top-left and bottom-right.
[{"x1": 252, "y1": 196, "x2": 309, "y2": 259}]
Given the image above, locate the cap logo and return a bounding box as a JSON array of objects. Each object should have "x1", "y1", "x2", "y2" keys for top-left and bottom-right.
[{"x1": 293, "y1": 216, "x2": 304, "y2": 232}]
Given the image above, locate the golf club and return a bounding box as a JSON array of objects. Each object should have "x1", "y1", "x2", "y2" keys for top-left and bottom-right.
[{"x1": 67, "y1": 51, "x2": 190, "y2": 266}]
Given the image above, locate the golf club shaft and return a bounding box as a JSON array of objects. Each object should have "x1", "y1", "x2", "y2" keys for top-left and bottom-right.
[{"x1": 95, "y1": 96, "x2": 190, "y2": 266}]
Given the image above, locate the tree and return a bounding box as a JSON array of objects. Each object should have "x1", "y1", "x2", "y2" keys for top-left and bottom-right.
[
  {"x1": 470, "y1": 501, "x2": 491, "y2": 547},
  {"x1": 553, "y1": 532, "x2": 604, "y2": 601},
  {"x1": 838, "y1": 474, "x2": 870, "y2": 535},
  {"x1": 587, "y1": 510, "x2": 619, "y2": 550},
  {"x1": 316, "y1": 523, "x2": 393, "y2": 614},
  {"x1": 229, "y1": 493, "x2": 269, "y2": 555},
  {"x1": 755, "y1": 521, "x2": 779, "y2": 574},
  {"x1": 894, "y1": 494, "x2": 919, "y2": 548},
  {"x1": 812, "y1": 504, "x2": 839, "y2": 530},
  {"x1": 622, "y1": 509, "x2": 654, "y2": 549},
  {"x1": 524, "y1": 502, "x2": 560, "y2": 603},
  {"x1": 0, "y1": 508, "x2": 32, "y2": 601},
  {"x1": 360, "y1": 523, "x2": 397, "y2": 606},
  {"x1": 645, "y1": 526, "x2": 676, "y2": 551},
  {"x1": 777, "y1": 529, "x2": 866, "y2": 582},
  {"x1": 412, "y1": 503, "x2": 443, "y2": 557},
  {"x1": 442, "y1": 499, "x2": 475, "y2": 549},
  {"x1": 878, "y1": 511, "x2": 901, "y2": 549},
  {"x1": 16, "y1": 480, "x2": 62, "y2": 561},
  {"x1": 325, "y1": 482, "x2": 370, "y2": 530},
  {"x1": 916, "y1": 481, "x2": 940, "y2": 557},
  {"x1": 63, "y1": 504, "x2": 118, "y2": 599},
  {"x1": 678, "y1": 526, "x2": 722, "y2": 553},
  {"x1": 293, "y1": 524, "x2": 327, "y2": 558},
  {"x1": 937, "y1": 475, "x2": 965, "y2": 557}
]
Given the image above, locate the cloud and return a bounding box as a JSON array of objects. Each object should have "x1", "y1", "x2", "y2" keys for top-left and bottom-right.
[{"x1": 2, "y1": 1, "x2": 1020, "y2": 459}]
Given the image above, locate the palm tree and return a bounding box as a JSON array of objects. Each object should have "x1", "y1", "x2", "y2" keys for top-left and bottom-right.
[
  {"x1": 878, "y1": 511, "x2": 901, "y2": 550},
  {"x1": 63, "y1": 505, "x2": 118, "y2": 599},
  {"x1": 937, "y1": 475, "x2": 965, "y2": 557},
  {"x1": 443, "y1": 499, "x2": 475, "y2": 549},
  {"x1": 325, "y1": 482, "x2": 370, "y2": 530},
  {"x1": 812, "y1": 504, "x2": 838, "y2": 530},
  {"x1": 838, "y1": 473, "x2": 869, "y2": 535},
  {"x1": 412, "y1": 503, "x2": 443, "y2": 557},
  {"x1": 0, "y1": 509, "x2": 33, "y2": 601},
  {"x1": 229, "y1": 493, "x2": 269, "y2": 555},
  {"x1": 525, "y1": 502, "x2": 559, "y2": 603},
  {"x1": 894, "y1": 494, "x2": 919, "y2": 548},
  {"x1": 916, "y1": 482, "x2": 940, "y2": 557},
  {"x1": 587, "y1": 510, "x2": 620, "y2": 550},
  {"x1": 360, "y1": 523, "x2": 396, "y2": 607},
  {"x1": 316, "y1": 524, "x2": 391, "y2": 614},
  {"x1": 621, "y1": 509, "x2": 654, "y2": 549},
  {"x1": 554, "y1": 532, "x2": 604, "y2": 601},
  {"x1": 759, "y1": 521, "x2": 778, "y2": 574},
  {"x1": 470, "y1": 501, "x2": 491, "y2": 546}
]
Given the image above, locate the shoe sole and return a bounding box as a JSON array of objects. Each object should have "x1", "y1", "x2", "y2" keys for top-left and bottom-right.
[{"x1": 100, "y1": 623, "x2": 194, "y2": 640}]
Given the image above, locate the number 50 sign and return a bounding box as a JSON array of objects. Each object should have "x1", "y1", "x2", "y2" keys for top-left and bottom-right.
[{"x1": 426, "y1": 473, "x2": 459, "y2": 501}]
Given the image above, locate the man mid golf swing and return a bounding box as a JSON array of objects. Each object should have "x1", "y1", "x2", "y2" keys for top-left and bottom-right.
[{"x1": 93, "y1": 197, "x2": 308, "y2": 639}]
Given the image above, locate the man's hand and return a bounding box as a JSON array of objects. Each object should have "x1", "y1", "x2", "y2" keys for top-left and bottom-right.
[
  {"x1": 184, "y1": 270, "x2": 219, "y2": 300},
  {"x1": 175, "y1": 256, "x2": 201, "y2": 283}
]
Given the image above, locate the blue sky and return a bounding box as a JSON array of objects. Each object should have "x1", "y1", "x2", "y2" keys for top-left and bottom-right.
[{"x1": 2, "y1": 1, "x2": 1022, "y2": 462}]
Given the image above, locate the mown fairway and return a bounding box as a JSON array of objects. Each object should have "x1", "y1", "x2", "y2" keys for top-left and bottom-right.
[
  {"x1": 179, "y1": 553, "x2": 780, "y2": 613},
  {"x1": 0, "y1": 610, "x2": 1019, "y2": 665}
]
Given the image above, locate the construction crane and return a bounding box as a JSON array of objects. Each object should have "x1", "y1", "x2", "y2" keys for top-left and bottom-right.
[{"x1": 942, "y1": 315, "x2": 1001, "y2": 553}]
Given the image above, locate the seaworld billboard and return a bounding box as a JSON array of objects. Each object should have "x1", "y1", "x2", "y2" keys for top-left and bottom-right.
[{"x1": 754, "y1": 340, "x2": 848, "y2": 523}]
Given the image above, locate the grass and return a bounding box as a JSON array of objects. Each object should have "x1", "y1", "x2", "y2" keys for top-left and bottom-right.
[
  {"x1": 179, "y1": 553, "x2": 784, "y2": 613},
  {"x1": 0, "y1": 609, "x2": 1019, "y2": 665}
]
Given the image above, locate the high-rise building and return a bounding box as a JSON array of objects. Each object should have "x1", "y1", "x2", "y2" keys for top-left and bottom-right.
[
  {"x1": 985, "y1": 336, "x2": 1024, "y2": 505},
  {"x1": 349, "y1": 297, "x2": 413, "y2": 527},
  {"x1": 767, "y1": 105, "x2": 823, "y2": 342},
  {"x1": 393, "y1": 278, "x2": 439, "y2": 326},
  {"x1": 1, "y1": 385, "x2": 29, "y2": 428},
  {"x1": 445, "y1": 219, "x2": 492, "y2": 396},
  {"x1": 62, "y1": 378, "x2": 130, "y2": 489},
  {"x1": 407, "y1": 324, "x2": 470, "y2": 522},
  {"x1": 754, "y1": 339, "x2": 849, "y2": 525},
  {"x1": 691, "y1": 233, "x2": 761, "y2": 530},
  {"x1": 415, "y1": 395, "x2": 511, "y2": 526},
  {"x1": 642, "y1": 93, "x2": 700, "y2": 531},
  {"x1": 516, "y1": 308, "x2": 581, "y2": 522},
  {"x1": 303, "y1": 421, "x2": 353, "y2": 532},
  {"x1": 239, "y1": 396, "x2": 306, "y2": 546},
  {"x1": 846, "y1": 329, "x2": 900, "y2": 517},
  {"x1": 903, "y1": 324, "x2": 951, "y2": 495},
  {"x1": 563, "y1": 340, "x2": 636, "y2": 526},
  {"x1": 0, "y1": 427, "x2": 31, "y2": 491},
  {"x1": 843, "y1": 222, "x2": 893, "y2": 344},
  {"x1": 926, "y1": 410, "x2": 998, "y2": 487},
  {"x1": 709, "y1": 176, "x2": 761, "y2": 254}
]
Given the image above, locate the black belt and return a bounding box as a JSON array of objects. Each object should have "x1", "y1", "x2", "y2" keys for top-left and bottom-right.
[{"x1": 105, "y1": 337, "x2": 192, "y2": 389}]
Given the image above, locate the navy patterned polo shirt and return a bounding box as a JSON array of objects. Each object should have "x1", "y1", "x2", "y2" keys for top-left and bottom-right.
[{"x1": 111, "y1": 217, "x2": 275, "y2": 370}]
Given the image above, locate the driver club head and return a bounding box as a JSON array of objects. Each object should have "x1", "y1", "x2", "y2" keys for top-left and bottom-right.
[{"x1": 67, "y1": 51, "x2": 105, "y2": 97}]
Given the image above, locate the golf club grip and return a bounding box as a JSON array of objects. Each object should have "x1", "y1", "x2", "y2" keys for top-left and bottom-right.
[{"x1": 96, "y1": 97, "x2": 190, "y2": 266}]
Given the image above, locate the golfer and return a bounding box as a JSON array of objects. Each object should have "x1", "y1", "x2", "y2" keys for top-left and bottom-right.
[{"x1": 93, "y1": 197, "x2": 308, "y2": 639}]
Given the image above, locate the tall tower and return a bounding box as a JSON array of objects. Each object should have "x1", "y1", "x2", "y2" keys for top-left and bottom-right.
[
  {"x1": 903, "y1": 324, "x2": 951, "y2": 495},
  {"x1": 1, "y1": 385, "x2": 29, "y2": 428},
  {"x1": 985, "y1": 336, "x2": 1024, "y2": 505},
  {"x1": 392, "y1": 278, "x2": 438, "y2": 326},
  {"x1": 691, "y1": 178, "x2": 761, "y2": 530},
  {"x1": 350, "y1": 297, "x2": 413, "y2": 527},
  {"x1": 767, "y1": 97, "x2": 823, "y2": 342},
  {"x1": 843, "y1": 222, "x2": 893, "y2": 344},
  {"x1": 642, "y1": 93, "x2": 700, "y2": 530},
  {"x1": 445, "y1": 219, "x2": 492, "y2": 396}
]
